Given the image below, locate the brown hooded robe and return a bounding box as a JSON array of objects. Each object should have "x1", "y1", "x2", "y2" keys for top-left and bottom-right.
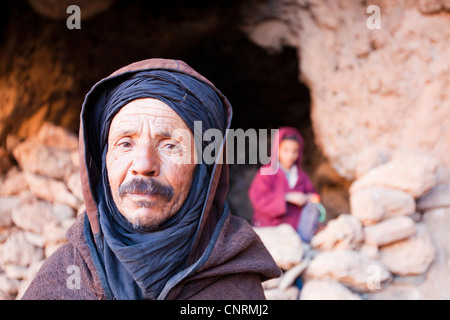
[{"x1": 22, "y1": 59, "x2": 281, "y2": 300}]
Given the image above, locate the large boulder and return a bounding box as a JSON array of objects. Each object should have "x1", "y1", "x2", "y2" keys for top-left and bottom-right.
[
  {"x1": 350, "y1": 187, "x2": 416, "y2": 226},
  {"x1": 364, "y1": 216, "x2": 417, "y2": 247},
  {"x1": 311, "y1": 214, "x2": 364, "y2": 251},
  {"x1": 379, "y1": 223, "x2": 435, "y2": 276},
  {"x1": 350, "y1": 153, "x2": 439, "y2": 199}
]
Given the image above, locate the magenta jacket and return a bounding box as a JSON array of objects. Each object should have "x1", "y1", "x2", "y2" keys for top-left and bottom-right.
[{"x1": 248, "y1": 127, "x2": 317, "y2": 229}]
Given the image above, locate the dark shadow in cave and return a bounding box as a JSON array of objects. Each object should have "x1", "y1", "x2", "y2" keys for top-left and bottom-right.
[{"x1": 180, "y1": 9, "x2": 320, "y2": 222}]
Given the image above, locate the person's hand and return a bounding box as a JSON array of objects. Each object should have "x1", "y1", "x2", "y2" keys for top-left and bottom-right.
[{"x1": 285, "y1": 192, "x2": 309, "y2": 207}]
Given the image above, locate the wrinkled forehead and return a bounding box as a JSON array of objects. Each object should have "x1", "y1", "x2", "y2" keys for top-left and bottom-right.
[{"x1": 109, "y1": 98, "x2": 192, "y2": 139}]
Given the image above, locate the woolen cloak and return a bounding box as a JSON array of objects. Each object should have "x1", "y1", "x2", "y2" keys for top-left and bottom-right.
[{"x1": 22, "y1": 58, "x2": 280, "y2": 300}]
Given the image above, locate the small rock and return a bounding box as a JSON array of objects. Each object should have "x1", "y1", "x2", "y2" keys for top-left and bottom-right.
[
  {"x1": 364, "y1": 216, "x2": 416, "y2": 247},
  {"x1": 0, "y1": 231, "x2": 44, "y2": 267},
  {"x1": 262, "y1": 277, "x2": 281, "y2": 290},
  {"x1": 350, "y1": 187, "x2": 416, "y2": 226},
  {"x1": 11, "y1": 200, "x2": 54, "y2": 233},
  {"x1": 380, "y1": 223, "x2": 435, "y2": 276},
  {"x1": 36, "y1": 122, "x2": 78, "y2": 151},
  {"x1": 254, "y1": 224, "x2": 303, "y2": 270},
  {"x1": 24, "y1": 232, "x2": 45, "y2": 248},
  {"x1": 12, "y1": 138, "x2": 74, "y2": 180},
  {"x1": 300, "y1": 280, "x2": 361, "y2": 300},
  {"x1": 25, "y1": 172, "x2": 81, "y2": 209},
  {"x1": 304, "y1": 250, "x2": 391, "y2": 292},
  {"x1": 311, "y1": 214, "x2": 364, "y2": 251},
  {"x1": 52, "y1": 203, "x2": 75, "y2": 222}
]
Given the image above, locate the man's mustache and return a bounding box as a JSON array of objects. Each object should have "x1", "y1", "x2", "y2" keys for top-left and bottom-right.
[{"x1": 118, "y1": 178, "x2": 174, "y2": 202}]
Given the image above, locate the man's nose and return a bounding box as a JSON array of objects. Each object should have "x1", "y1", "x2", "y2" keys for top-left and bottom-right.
[{"x1": 130, "y1": 145, "x2": 160, "y2": 177}]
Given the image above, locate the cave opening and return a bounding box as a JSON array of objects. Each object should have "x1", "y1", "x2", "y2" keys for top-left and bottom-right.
[{"x1": 1, "y1": 0, "x2": 348, "y2": 221}]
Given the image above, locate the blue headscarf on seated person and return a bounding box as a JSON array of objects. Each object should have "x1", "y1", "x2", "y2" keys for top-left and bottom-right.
[{"x1": 92, "y1": 70, "x2": 228, "y2": 300}]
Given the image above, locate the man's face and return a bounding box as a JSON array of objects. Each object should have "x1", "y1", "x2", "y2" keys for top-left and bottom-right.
[{"x1": 106, "y1": 98, "x2": 196, "y2": 229}]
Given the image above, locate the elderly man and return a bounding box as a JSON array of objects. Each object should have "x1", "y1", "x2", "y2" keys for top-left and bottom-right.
[{"x1": 23, "y1": 59, "x2": 280, "y2": 300}]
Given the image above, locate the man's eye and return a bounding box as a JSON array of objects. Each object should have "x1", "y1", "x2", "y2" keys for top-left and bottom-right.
[
  {"x1": 161, "y1": 142, "x2": 181, "y2": 154},
  {"x1": 118, "y1": 141, "x2": 132, "y2": 148},
  {"x1": 163, "y1": 143, "x2": 176, "y2": 150}
]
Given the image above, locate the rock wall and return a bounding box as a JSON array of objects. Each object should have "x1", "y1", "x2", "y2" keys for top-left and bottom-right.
[
  {"x1": 0, "y1": 123, "x2": 83, "y2": 299},
  {"x1": 242, "y1": 0, "x2": 450, "y2": 180}
]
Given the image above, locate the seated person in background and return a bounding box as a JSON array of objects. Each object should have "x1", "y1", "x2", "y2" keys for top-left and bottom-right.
[{"x1": 248, "y1": 127, "x2": 319, "y2": 238}]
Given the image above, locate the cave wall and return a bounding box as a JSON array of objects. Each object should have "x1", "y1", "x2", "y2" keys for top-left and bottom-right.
[{"x1": 243, "y1": 0, "x2": 450, "y2": 180}]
